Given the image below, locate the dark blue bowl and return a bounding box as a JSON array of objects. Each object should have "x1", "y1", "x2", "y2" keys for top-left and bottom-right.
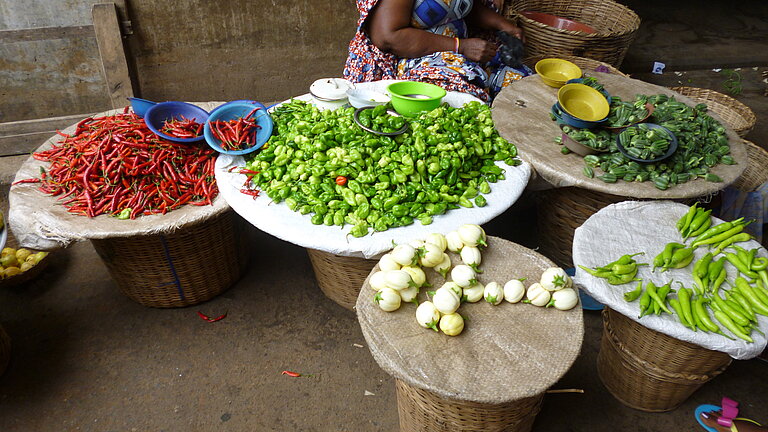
[
  {"x1": 551, "y1": 103, "x2": 607, "y2": 129},
  {"x1": 127, "y1": 97, "x2": 157, "y2": 117},
  {"x1": 144, "y1": 102, "x2": 209, "y2": 143},
  {"x1": 204, "y1": 102, "x2": 273, "y2": 155}
]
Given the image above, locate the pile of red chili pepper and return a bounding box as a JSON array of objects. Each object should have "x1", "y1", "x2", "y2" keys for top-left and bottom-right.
[
  {"x1": 27, "y1": 111, "x2": 218, "y2": 219},
  {"x1": 209, "y1": 108, "x2": 262, "y2": 151},
  {"x1": 159, "y1": 115, "x2": 204, "y2": 139}
]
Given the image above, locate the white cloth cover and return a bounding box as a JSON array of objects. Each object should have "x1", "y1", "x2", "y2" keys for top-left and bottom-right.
[{"x1": 573, "y1": 200, "x2": 768, "y2": 360}]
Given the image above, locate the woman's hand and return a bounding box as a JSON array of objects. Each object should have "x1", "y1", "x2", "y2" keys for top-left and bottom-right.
[
  {"x1": 460, "y1": 38, "x2": 497, "y2": 63},
  {"x1": 499, "y1": 21, "x2": 524, "y2": 42}
]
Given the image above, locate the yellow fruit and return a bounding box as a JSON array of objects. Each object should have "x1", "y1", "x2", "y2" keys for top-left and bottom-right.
[
  {"x1": 33, "y1": 252, "x2": 49, "y2": 264},
  {"x1": 20, "y1": 261, "x2": 34, "y2": 272},
  {"x1": 16, "y1": 248, "x2": 32, "y2": 262},
  {"x1": 0, "y1": 254, "x2": 18, "y2": 268},
  {"x1": 4, "y1": 267, "x2": 21, "y2": 278},
  {"x1": 1, "y1": 247, "x2": 16, "y2": 257}
]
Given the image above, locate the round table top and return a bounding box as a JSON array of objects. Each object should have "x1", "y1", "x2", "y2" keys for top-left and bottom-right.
[
  {"x1": 215, "y1": 81, "x2": 531, "y2": 259},
  {"x1": 8, "y1": 102, "x2": 229, "y2": 251},
  {"x1": 356, "y1": 236, "x2": 584, "y2": 404},
  {"x1": 573, "y1": 201, "x2": 768, "y2": 360},
  {"x1": 491, "y1": 73, "x2": 747, "y2": 199}
]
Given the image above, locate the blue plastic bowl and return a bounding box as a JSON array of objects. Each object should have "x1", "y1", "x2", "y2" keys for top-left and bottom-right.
[
  {"x1": 144, "y1": 102, "x2": 209, "y2": 143},
  {"x1": 127, "y1": 97, "x2": 157, "y2": 117},
  {"x1": 551, "y1": 103, "x2": 607, "y2": 129},
  {"x1": 204, "y1": 102, "x2": 273, "y2": 155}
]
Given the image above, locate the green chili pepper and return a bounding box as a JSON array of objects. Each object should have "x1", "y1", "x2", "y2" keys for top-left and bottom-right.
[
  {"x1": 624, "y1": 281, "x2": 644, "y2": 302},
  {"x1": 751, "y1": 257, "x2": 768, "y2": 272},
  {"x1": 725, "y1": 253, "x2": 759, "y2": 279},
  {"x1": 117, "y1": 208, "x2": 132, "y2": 220},
  {"x1": 645, "y1": 282, "x2": 672, "y2": 314},
  {"x1": 692, "y1": 224, "x2": 746, "y2": 248},
  {"x1": 714, "y1": 233, "x2": 753, "y2": 255},
  {"x1": 653, "y1": 283, "x2": 673, "y2": 315},
  {"x1": 577, "y1": 265, "x2": 613, "y2": 278},
  {"x1": 638, "y1": 286, "x2": 652, "y2": 318},
  {"x1": 713, "y1": 310, "x2": 753, "y2": 343},
  {"x1": 677, "y1": 287, "x2": 696, "y2": 331},
  {"x1": 685, "y1": 209, "x2": 712, "y2": 239},
  {"x1": 711, "y1": 292, "x2": 750, "y2": 327},
  {"x1": 677, "y1": 202, "x2": 699, "y2": 235},
  {"x1": 734, "y1": 277, "x2": 768, "y2": 316},
  {"x1": 668, "y1": 298, "x2": 692, "y2": 329}
]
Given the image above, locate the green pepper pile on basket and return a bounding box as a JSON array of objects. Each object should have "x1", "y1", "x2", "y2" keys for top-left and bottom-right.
[
  {"x1": 618, "y1": 124, "x2": 673, "y2": 160},
  {"x1": 606, "y1": 95, "x2": 649, "y2": 128},
  {"x1": 578, "y1": 252, "x2": 646, "y2": 285},
  {"x1": 597, "y1": 205, "x2": 767, "y2": 343},
  {"x1": 244, "y1": 100, "x2": 520, "y2": 237}
]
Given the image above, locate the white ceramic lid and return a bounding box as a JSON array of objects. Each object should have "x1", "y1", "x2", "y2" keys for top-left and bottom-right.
[{"x1": 310, "y1": 78, "x2": 354, "y2": 101}]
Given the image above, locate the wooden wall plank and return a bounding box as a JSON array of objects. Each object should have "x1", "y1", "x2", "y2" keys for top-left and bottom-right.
[
  {"x1": 92, "y1": 3, "x2": 134, "y2": 109},
  {"x1": 0, "y1": 26, "x2": 94, "y2": 43}
]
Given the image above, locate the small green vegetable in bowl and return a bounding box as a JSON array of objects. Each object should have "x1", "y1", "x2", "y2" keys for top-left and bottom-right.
[
  {"x1": 617, "y1": 123, "x2": 677, "y2": 162},
  {"x1": 605, "y1": 95, "x2": 651, "y2": 129}
]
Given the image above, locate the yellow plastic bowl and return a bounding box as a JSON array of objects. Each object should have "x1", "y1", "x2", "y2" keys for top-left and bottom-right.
[
  {"x1": 535, "y1": 58, "x2": 582, "y2": 88},
  {"x1": 557, "y1": 83, "x2": 610, "y2": 121}
]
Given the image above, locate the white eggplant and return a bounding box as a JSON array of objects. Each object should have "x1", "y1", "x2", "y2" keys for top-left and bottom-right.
[
  {"x1": 416, "y1": 301, "x2": 441, "y2": 331},
  {"x1": 391, "y1": 244, "x2": 418, "y2": 267},
  {"x1": 399, "y1": 285, "x2": 419, "y2": 303},
  {"x1": 419, "y1": 243, "x2": 443, "y2": 268},
  {"x1": 402, "y1": 266, "x2": 427, "y2": 287},
  {"x1": 378, "y1": 253, "x2": 401, "y2": 271},
  {"x1": 450, "y1": 264, "x2": 477, "y2": 288},
  {"x1": 408, "y1": 239, "x2": 425, "y2": 250},
  {"x1": 445, "y1": 231, "x2": 464, "y2": 253},
  {"x1": 384, "y1": 269, "x2": 415, "y2": 290},
  {"x1": 551, "y1": 288, "x2": 579, "y2": 310},
  {"x1": 424, "y1": 233, "x2": 447, "y2": 252},
  {"x1": 374, "y1": 288, "x2": 401, "y2": 312},
  {"x1": 526, "y1": 282, "x2": 551, "y2": 307},
  {"x1": 503, "y1": 279, "x2": 526, "y2": 303},
  {"x1": 458, "y1": 224, "x2": 487, "y2": 248},
  {"x1": 460, "y1": 246, "x2": 482, "y2": 270},
  {"x1": 369, "y1": 271, "x2": 388, "y2": 291},
  {"x1": 484, "y1": 281, "x2": 504, "y2": 305},
  {"x1": 433, "y1": 287, "x2": 460, "y2": 314},
  {"x1": 540, "y1": 267, "x2": 572, "y2": 291},
  {"x1": 439, "y1": 313, "x2": 464, "y2": 336},
  {"x1": 440, "y1": 281, "x2": 463, "y2": 299},
  {"x1": 433, "y1": 253, "x2": 452, "y2": 278},
  {"x1": 463, "y1": 282, "x2": 485, "y2": 303}
]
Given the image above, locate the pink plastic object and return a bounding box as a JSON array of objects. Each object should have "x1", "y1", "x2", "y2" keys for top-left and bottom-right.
[
  {"x1": 717, "y1": 397, "x2": 739, "y2": 428},
  {"x1": 521, "y1": 11, "x2": 597, "y2": 34}
]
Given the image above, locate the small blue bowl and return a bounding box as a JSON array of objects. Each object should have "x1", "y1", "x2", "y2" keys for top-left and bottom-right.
[
  {"x1": 127, "y1": 97, "x2": 157, "y2": 117},
  {"x1": 616, "y1": 123, "x2": 679, "y2": 163},
  {"x1": 204, "y1": 102, "x2": 273, "y2": 155},
  {"x1": 551, "y1": 103, "x2": 607, "y2": 129},
  {"x1": 565, "y1": 78, "x2": 612, "y2": 104},
  {"x1": 144, "y1": 102, "x2": 209, "y2": 143}
]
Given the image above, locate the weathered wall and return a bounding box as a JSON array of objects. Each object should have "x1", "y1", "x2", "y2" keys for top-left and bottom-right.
[{"x1": 0, "y1": 0, "x2": 358, "y2": 123}]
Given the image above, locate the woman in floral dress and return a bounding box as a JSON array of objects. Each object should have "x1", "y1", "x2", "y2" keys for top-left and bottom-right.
[{"x1": 343, "y1": 0, "x2": 532, "y2": 102}]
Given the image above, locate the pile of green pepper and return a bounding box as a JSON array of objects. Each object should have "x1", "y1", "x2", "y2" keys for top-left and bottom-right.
[
  {"x1": 578, "y1": 252, "x2": 646, "y2": 285},
  {"x1": 244, "y1": 100, "x2": 520, "y2": 237},
  {"x1": 676, "y1": 202, "x2": 712, "y2": 239},
  {"x1": 556, "y1": 126, "x2": 613, "y2": 152},
  {"x1": 653, "y1": 241, "x2": 695, "y2": 272}
]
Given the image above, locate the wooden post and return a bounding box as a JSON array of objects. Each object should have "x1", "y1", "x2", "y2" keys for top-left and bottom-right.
[{"x1": 92, "y1": 2, "x2": 134, "y2": 109}]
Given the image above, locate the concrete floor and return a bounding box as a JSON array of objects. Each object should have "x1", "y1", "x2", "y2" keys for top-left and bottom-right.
[{"x1": 1, "y1": 1, "x2": 768, "y2": 431}]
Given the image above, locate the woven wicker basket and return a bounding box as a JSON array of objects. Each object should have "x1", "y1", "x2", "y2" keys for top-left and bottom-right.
[
  {"x1": 306, "y1": 249, "x2": 377, "y2": 311},
  {"x1": 669, "y1": 87, "x2": 756, "y2": 137},
  {"x1": 505, "y1": 0, "x2": 641, "y2": 67},
  {"x1": 533, "y1": 187, "x2": 627, "y2": 268},
  {"x1": 0, "y1": 324, "x2": 10, "y2": 377},
  {"x1": 396, "y1": 379, "x2": 543, "y2": 432},
  {"x1": 91, "y1": 209, "x2": 247, "y2": 308},
  {"x1": 731, "y1": 140, "x2": 768, "y2": 193},
  {"x1": 597, "y1": 308, "x2": 731, "y2": 412},
  {"x1": 0, "y1": 225, "x2": 51, "y2": 289},
  {"x1": 525, "y1": 54, "x2": 629, "y2": 78}
]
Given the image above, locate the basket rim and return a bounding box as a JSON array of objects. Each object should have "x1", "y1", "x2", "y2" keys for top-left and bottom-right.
[{"x1": 514, "y1": 14, "x2": 641, "y2": 37}]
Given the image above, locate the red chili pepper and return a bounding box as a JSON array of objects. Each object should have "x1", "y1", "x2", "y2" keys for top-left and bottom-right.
[
  {"x1": 281, "y1": 370, "x2": 301, "y2": 378},
  {"x1": 197, "y1": 311, "x2": 227, "y2": 323},
  {"x1": 12, "y1": 178, "x2": 42, "y2": 185},
  {"x1": 335, "y1": 176, "x2": 347, "y2": 186}
]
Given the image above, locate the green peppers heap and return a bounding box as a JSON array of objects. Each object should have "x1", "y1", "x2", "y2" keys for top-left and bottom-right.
[
  {"x1": 618, "y1": 123, "x2": 673, "y2": 160},
  {"x1": 558, "y1": 127, "x2": 613, "y2": 152},
  {"x1": 676, "y1": 202, "x2": 712, "y2": 239},
  {"x1": 244, "y1": 100, "x2": 519, "y2": 237},
  {"x1": 578, "y1": 252, "x2": 646, "y2": 285}
]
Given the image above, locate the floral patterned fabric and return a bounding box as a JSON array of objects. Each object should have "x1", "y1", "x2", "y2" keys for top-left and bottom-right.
[{"x1": 343, "y1": 0, "x2": 532, "y2": 102}]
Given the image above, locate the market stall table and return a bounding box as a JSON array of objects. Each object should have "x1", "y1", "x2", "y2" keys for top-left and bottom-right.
[
  {"x1": 216, "y1": 81, "x2": 532, "y2": 310},
  {"x1": 492, "y1": 73, "x2": 748, "y2": 267},
  {"x1": 8, "y1": 103, "x2": 248, "y2": 308},
  {"x1": 356, "y1": 236, "x2": 583, "y2": 431},
  {"x1": 573, "y1": 201, "x2": 767, "y2": 412}
]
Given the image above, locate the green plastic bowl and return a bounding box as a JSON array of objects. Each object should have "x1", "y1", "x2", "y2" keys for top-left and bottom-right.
[{"x1": 387, "y1": 81, "x2": 446, "y2": 117}]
